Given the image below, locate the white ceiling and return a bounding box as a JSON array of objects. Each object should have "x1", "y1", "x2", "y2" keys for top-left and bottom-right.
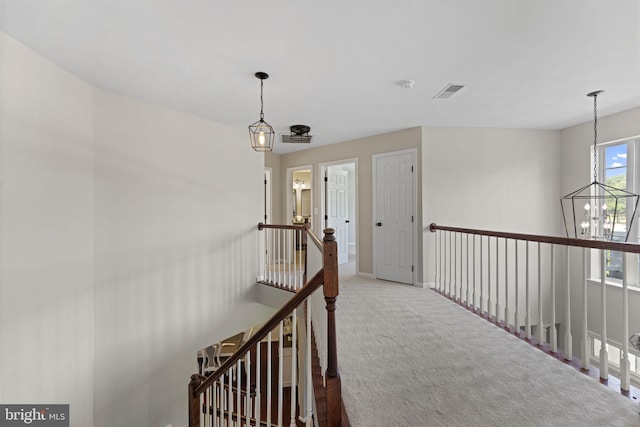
[{"x1": 2, "y1": 1, "x2": 640, "y2": 154}]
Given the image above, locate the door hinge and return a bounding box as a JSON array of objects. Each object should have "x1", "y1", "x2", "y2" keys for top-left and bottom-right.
[
  {"x1": 325, "y1": 215, "x2": 328, "y2": 220},
  {"x1": 411, "y1": 215, "x2": 414, "y2": 222},
  {"x1": 411, "y1": 165, "x2": 414, "y2": 172},
  {"x1": 324, "y1": 176, "x2": 328, "y2": 182},
  {"x1": 411, "y1": 265, "x2": 414, "y2": 272},
  {"x1": 264, "y1": 179, "x2": 267, "y2": 184}
]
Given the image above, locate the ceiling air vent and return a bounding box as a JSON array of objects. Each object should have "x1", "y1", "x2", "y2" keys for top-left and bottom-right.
[
  {"x1": 282, "y1": 124, "x2": 312, "y2": 144},
  {"x1": 434, "y1": 83, "x2": 465, "y2": 99}
]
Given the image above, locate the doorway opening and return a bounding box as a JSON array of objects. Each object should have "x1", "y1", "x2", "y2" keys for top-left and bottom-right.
[
  {"x1": 320, "y1": 159, "x2": 358, "y2": 275},
  {"x1": 287, "y1": 165, "x2": 313, "y2": 227}
]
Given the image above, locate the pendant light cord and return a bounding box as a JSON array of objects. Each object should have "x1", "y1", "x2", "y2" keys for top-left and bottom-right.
[{"x1": 260, "y1": 79, "x2": 265, "y2": 121}]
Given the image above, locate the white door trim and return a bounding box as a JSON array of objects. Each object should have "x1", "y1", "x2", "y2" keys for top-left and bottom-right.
[
  {"x1": 264, "y1": 167, "x2": 272, "y2": 223},
  {"x1": 372, "y1": 148, "x2": 417, "y2": 285},
  {"x1": 287, "y1": 164, "x2": 313, "y2": 226},
  {"x1": 319, "y1": 158, "x2": 359, "y2": 272}
]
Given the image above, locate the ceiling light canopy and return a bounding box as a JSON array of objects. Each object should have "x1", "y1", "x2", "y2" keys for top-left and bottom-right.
[
  {"x1": 248, "y1": 72, "x2": 275, "y2": 152},
  {"x1": 282, "y1": 124, "x2": 312, "y2": 144}
]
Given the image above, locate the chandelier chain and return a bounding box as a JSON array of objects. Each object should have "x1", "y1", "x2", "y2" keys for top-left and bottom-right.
[
  {"x1": 260, "y1": 79, "x2": 265, "y2": 120},
  {"x1": 593, "y1": 93, "x2": 598, "y2": 183}
]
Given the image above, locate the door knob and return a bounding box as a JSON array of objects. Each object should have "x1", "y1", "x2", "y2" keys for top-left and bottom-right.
[
  {"x1": 345, "y1": 220, "x2": 350, "y2": 223},
  {"x1": 376, "y1": 222, "x2": 382, "y2": 227}
]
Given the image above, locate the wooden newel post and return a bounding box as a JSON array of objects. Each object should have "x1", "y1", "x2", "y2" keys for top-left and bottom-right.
[
  {"x1": 323, "y1": 228, "x2": 342, "y2": 426},
  {"x1": 188, "y1": 374, "x2": 201, "y2": 427}
]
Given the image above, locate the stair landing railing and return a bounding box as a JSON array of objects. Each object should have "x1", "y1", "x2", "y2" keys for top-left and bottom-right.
[
  {"x1": 430, "y1": 223, "x2": 640, "y2": 394},
  {"x1": 189, "y1": 225, "x2": 342, "y2": 427}
]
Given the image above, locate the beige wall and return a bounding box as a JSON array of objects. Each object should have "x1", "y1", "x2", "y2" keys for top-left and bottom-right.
[
  {"x1": 279, "y1": 127, "x2": 423, "y2": 282},
  {"x1": 421, "y1": 126, "x2": 562, "y2": 287},
  {"x1": 0, "y1": 32, "x2": 273, "y2": 427},
  {"x1": 0, "y1": 32, "x2": 94, "y2": 425}
]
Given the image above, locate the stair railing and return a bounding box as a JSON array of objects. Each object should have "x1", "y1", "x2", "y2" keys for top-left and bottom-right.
[
  {"x1": 430, "y1": 223, "x2": 640, "y2": 393},
  {"x1": 257, "y1": 223, "x2": 309, "y2": 291},
  {"x1": 189, "y1": 225, "x2": 342, "y2": 427}
]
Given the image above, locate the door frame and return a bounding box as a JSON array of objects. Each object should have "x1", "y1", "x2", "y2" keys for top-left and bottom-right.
[
  {"x1": 372, "y1": 148, "x2": 417, "y2": 285},
  {"x1": 320, "y1": 158, "x2": 359, "y2": 271},
  {"x1": 287, "y1": 164, "x2": 314, "y2": 226},
  {"x1": 264, "y1": 167, "x2": 272, "y2": 223}
]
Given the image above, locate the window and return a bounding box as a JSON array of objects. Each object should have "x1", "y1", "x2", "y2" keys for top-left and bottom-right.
[
  {"x1": 603, "y1": 143, "x2": 628, "y2": 281},
  {"x1": 591, "y1": 138, "x2": 639, "y2": 286}
]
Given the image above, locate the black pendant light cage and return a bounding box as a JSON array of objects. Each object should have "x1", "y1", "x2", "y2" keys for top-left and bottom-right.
[
  {"x1": 248, "y1": 72, "x2": 275, "y2": 152},
  {"x1": 561, "y1": 90, "x2": 640, "y2": 241},
  {"x1": 561, "y1": 181, "x2": 639, "y2": 241}
]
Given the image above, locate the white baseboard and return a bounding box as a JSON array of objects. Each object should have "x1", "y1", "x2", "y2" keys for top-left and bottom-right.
[{"x1": 357, "y1": 272, "x2": 375, "y2": 280}]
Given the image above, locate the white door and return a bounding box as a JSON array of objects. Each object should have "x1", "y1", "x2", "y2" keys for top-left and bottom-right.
[
  {"x1": 374, "y1": 152, "x2": 414, "y2": 284},
  {"x1": 326, "y1": 167, "x2": 349, "y2": 264}
]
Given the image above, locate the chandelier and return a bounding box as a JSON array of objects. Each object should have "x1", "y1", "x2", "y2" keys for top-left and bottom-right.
[
  {"x1": 561, "y1": 90, "x2": 639, "y2": 241},
  {"x1": 248, "y1": 72, "x2": 275, "y2": 152}
]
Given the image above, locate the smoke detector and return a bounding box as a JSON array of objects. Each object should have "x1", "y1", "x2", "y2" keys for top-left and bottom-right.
[
  {"x1": 282, "y1": 124, "x2": 312, "y2": 144},
  {"x1": 434, "y1": 83, "x2": 465, "y2": 99},
  {"x1": 398, "y1": 80, "x2": 415, "y2": 90}
]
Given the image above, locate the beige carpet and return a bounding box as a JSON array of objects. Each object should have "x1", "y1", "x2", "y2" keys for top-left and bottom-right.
[{"x1": 336, "y1": 272, "x2": 640, "y2": 426}]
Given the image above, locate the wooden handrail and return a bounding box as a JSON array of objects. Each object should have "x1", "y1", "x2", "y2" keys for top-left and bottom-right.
[
  {"x1": 193, "y1": 269, "x2": 325, "y2": 396},
  {"x1": 257, "y1": 222, "x2": 323, "y2": 251},
  {"x1": 258, "y1": 223, "x2": 306, "y2": 231},
  {"x1": 429, "y1": 223, "x2": 640, "y2": 254},
  {"x1": 306, "y1": 225, "x2": 323, "y2": 251}
]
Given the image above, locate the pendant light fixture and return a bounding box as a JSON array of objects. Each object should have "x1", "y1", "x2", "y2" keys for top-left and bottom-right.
[
  {"x1": 561, "y1": 90, "x2": 639, "y2": 241},
  {"x1": 248, "y1": 72, "x2": 275, "y2": 152}
]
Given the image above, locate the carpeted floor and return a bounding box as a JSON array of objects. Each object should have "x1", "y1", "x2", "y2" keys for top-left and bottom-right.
[{"x1": 336, "y1": 269, "x2": 640, "y2": 426}]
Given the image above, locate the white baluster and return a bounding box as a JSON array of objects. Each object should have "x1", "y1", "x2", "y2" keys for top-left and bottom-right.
[
  {"x1": 290, "y1": 309, "x2": 298, "y2": 427},
  {"x1": 505, "y1": 239, "x2": 509, "y2": 330},
  {"x1": 515, "y1": 241, "x2": 520, "y2": 335},
  {"x1": 255, "y1": 340, "x2": 261, "y2": 425},
  {"x1": 621, "y1": 252, "x2": 631, "y2": 391},
  {"x1": 550, "y1": 245, "x2": 558, "y2": 353},
  {"x1": 487, "y1": 236, "x2": 492, "y2": 319},
  {"x1": 228, "y1": 366, "x2": 233, "y2": 427},
  {"x1": 466, "y1": 234, "x2": 470, "y2": 308},
  {"x1": 434, "y1": 230, "x2": 439, "y2": 290},
  {"x1": 279, "y1": 229, "x2": 283, "y2": 287},
  {"x1": 278, "y1": 320, "x2": 284, "y2": 427},
  {"x1": 440, "y1": 230, "x2": 444, "y2": 292},
  {"x1": 454, "y1": 232, "x2": 458, "y2": 301},
  {"x1": 286, "y1": 230, "x2": 290, "y2": 290},
  {"x1": 480, "y1": 235, "x2": 484, "y2": 315},
  {"x1": 581, "y1": 248, "x2": 589, "y2": 369},
  {"x1": 448, "y1": 231, "x2": 452, "y2": 298},
  {"x1": 267, "y1": 331, "x2": 272, "y2": 426},
  {"x1": 237, "y1": 359, "x2": 241, "y2": 427},
  {"x1": 495, "y1": 237, "x2": 500, "y2": 325},
  {"x1": 306, "y1": 301, "x2": 313, "y2": 425},
  {"x1": 525, "y1": 242, "x2": 531, "y2": 339},
  {"x1": 246, "y1": 351, "x2": 251, "y2": 427},
  {"x1": 564, "y1": 246, "x2": 572, "y2": 361},
  {"x1": 536, "y1": 242, "x2": 544, "y2": 345},
  {"x1": 473, "y1": 234, "x2": 477, "y2": 310},
  {"x1": 459, "y1": 232, "x2": 463, "y2": 300},
  {"x1": 599, "y1": 249, "x2": 608, "y2": 379}
]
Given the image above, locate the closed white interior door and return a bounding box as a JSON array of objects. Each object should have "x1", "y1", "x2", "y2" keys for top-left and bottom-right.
[
  {"x1": 326, "y1": 167, "x2": 349, "y2": 264},
  {"x1": 374, "y1": 151, "x2": 414, "y2": 284}
]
